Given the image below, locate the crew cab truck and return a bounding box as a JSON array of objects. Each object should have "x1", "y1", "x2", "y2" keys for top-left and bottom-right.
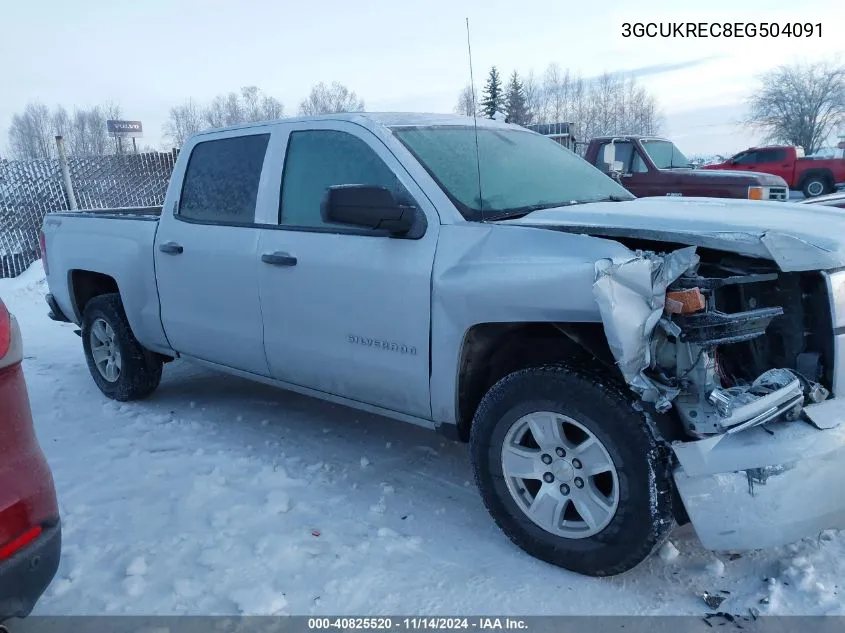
[
  {"x1": 40, "y1": 113, "x2": 845, "y2": 577},
  {"x1": 584, "y1": 135, "x2": 789, "y2": 201},
  {"x1": 703, "y1": 145, "x2": 845, "y2": 197}
]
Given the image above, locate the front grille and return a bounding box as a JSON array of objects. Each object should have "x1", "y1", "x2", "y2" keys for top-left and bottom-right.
[{"x1": 768, "y1": 187, "x2": 789, "y2": 201}]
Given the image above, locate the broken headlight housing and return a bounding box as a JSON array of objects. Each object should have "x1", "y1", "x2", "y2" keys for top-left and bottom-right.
[{"x1": 655, "y1": 269, "x2": 829, "y2": 437}]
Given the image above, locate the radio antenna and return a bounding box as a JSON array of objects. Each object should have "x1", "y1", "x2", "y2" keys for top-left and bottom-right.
[{"x1": 465, "y1": 17, "x2": 484, "y2": 220}]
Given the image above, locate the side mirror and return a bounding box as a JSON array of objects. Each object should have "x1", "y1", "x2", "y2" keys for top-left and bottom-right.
[
  {"x1": 321, "y1": 185, "x2": 419, "y2": 237},
  {"x1": 602, "y1": 143, "x2": 617, "y2": 166}
]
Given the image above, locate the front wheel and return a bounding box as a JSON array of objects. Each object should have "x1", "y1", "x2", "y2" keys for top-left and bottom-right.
[
  {"x1": 470, "y1": 364, "x2": 674, "y2": 577},
  {"x1": 81, "y1": 293, "x2": 163, "y2": 401}
]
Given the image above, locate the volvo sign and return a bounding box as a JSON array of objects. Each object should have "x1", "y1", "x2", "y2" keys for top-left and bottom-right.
[{"x1": 107, "y1": 120, "x2": 143, "y2": 138}]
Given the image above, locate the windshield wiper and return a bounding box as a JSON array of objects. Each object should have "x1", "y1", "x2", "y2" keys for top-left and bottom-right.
[
  {"x1": 568, "y1": 195, "x2": 632, "y2": 205},
  {"x1": 486, "y1": 196, "x2": 630, "y2": 220},
  {"x1": 485, "y1": 203, "x2": 571, "y2": 221},
  {"x1": 484, "y1": 196, "x2": 635, "y2": 221}
]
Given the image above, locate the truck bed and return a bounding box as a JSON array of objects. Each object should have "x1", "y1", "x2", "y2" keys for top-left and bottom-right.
[{"x1": 41, "y1": 207, "x2": 170, "y2": 355}]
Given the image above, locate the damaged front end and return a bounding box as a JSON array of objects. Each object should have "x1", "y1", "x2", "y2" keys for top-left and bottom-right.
[
  {"x1": 594, "y1": 245, "x2": 845, "y2": 550},
  {"x1": 593, "y1": 246, "x2": 832, "y2": 441}
]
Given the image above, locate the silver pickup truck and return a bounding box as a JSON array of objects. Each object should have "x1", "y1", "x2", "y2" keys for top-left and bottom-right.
[{"x1": 40, "y1": 113, "x2": 845, "y2": 577}]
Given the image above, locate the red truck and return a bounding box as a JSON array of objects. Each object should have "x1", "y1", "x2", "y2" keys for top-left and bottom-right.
[
  {"x1": 582, "y1": 135, "x2": 789, "y2": 202},
  {"x1": 702, "y1": 145, "x2": 845, "y2": 197}
]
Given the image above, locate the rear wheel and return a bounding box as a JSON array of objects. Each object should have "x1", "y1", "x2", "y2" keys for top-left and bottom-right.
[
  {"x1": 470, "y1": 364, "x2": 674, "y2": 576},
  {"x1": 802, "y1": 176, "x2": 831, "y2": 198},
  {"x1": 81, "y1": 293, "x2": 162, "y2": 401}
]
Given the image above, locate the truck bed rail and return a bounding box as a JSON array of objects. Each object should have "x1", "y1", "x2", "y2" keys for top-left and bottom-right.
[{"x1": 50, "y1": 206, "x2": 163, "y2": 221}]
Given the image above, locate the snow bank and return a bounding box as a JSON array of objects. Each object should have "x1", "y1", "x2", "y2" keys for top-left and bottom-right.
[{"x1": 0, "y1": 259, "x2": 46, "y2": 297}]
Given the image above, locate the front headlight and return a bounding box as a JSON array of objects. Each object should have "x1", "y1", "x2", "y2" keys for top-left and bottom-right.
[
  {"x1": 826, "y1": 270, "x2": 845, "y2": 329},
  {"x1": 824, "y1": 270, "x2": 845, "y2": 396}
]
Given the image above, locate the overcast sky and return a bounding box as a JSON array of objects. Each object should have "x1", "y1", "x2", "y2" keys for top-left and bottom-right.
[{"x1": 2, "y1": 0, "x2": 842, "y2": 156}]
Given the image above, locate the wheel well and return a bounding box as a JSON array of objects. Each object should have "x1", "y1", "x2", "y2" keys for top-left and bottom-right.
[
  {"x1": 69, "y1": 270, "x2": 119, "y2": 319},
  {"x1": 455, "y1": 322, "x2": 620, "y2": 441},
  {"x1": 800, "y1": 169, "x2": 834, "y2": 188}
]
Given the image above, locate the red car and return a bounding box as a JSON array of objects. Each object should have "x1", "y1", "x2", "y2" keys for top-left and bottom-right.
[
  {"x1": 703, "y1": 145, "x2": 845, "y2": 197},
  {"x1": 0, "y1": 297, "x2": 61, "y2": 621},
  {"x1": 799, "y1": 190, "x2": 845, "y2": 209}
]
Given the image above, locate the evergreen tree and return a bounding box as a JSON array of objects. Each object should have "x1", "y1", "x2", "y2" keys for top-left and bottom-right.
[
  {"x1": 505, "y1": 71, "x2": 530, "y2": 125},
  {"x1": 480, "y1": 67, "x2": 503, "y2": 119}
]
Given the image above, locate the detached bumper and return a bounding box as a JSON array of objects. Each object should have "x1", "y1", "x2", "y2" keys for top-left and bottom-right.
[
  {"x1": 0, "y1": 521, "x2": 61, "y2": 621},
  {"x1": 672, "y1": 398, "x2": 845, "y2": 551}
]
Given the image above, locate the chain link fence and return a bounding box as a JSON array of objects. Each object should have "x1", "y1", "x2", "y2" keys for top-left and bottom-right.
[{"x1": 0, "y1": 152, "x2": 176, "y2": 278}]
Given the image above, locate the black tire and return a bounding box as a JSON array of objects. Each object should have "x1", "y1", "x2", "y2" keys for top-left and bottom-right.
[
  {"x1": 802, "y1": 175, "x2": 831, "y2": 198},
  {"x1": 470, "y1": 364, "x2": 674, "y2": 577},
  {"x1": 81, "y1": 293, "x2": 162, "y2": 401}
]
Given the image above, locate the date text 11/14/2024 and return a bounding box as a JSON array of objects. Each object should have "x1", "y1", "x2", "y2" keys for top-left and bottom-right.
[{"x1": 308, "y1": 618, "x2": 529, "y2": 630}]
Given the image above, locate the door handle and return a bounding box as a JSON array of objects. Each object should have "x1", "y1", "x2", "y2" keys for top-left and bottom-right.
[
  {"x1": 261, "y1": 251, "x2": 297, "y2": 266},
  {"x1": 159, "y1": 241, "x2": 183, "y2": 254}
]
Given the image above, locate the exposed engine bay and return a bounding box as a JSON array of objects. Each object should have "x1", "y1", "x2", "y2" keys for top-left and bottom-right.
[{"x1": 593, "y1": 245, "x2": 834, "y2": 441}]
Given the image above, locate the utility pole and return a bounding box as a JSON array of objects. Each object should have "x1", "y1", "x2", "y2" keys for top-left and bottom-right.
[{"x1": 55, "y1": 136, "x2": 78, "y2": 210}]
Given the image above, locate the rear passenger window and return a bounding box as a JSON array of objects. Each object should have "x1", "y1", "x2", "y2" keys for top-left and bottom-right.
[
  {"x1": 179, "y1": 134, "x2": 270, "y2": 224},
  {"x1": 631, "y1": 151, "x2": 649, "y2": 173},
  {"x1": 756, "y1": 148, "x2": 786, "y2": 163},
  {"x1": 280, "y1": 130, "x2": 398, "y2": 229}
]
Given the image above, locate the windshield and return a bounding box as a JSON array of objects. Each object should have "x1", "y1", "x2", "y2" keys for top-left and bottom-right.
[
  {"x1": 641, "y1": 139, "x2": 692, "y2": 169},
  {"x1": 392, "y1": 126, "x2": 633, "y2": 220}
]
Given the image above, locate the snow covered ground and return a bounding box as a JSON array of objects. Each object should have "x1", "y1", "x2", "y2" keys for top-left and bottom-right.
[{"x1": 3, "y1": 262, "x2": 844, "y2": 616}]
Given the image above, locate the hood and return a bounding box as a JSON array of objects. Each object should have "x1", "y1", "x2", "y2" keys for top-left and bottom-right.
[
  {"x1": 505, "y1": 197, "x2": 845, "y2": 271},
  {"x1": 676, "y1": 168, "x2": 787, "y2": 186}
]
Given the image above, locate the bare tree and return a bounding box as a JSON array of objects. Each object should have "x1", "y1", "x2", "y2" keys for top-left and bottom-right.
[
  {"x1": 240, "y1": 86, "x2": 262, "y2": 122},
  {"x1": 203, "y1": 95, "x2": 228, "y2": 129},
  {"x1": 202, "y1": 87, "x2": 284, "y2": 129},
  {"x1": 102, "y1": 101, "x2": 128, "y2": 154},
  {"x1": 543, "y1": 63, "x2": 571, "y2": 123},
  {"x1": 453, "y1": 85, "x2": 477, "y2": 116},
  {"x1": 8, "y1": 101, "x2": 55, "y2": 159},
  {"x1": 747, "y1": 60, "x2": 845, "y2": 154},
  {"x1": 298, "y1": 82, "x2": 365, "y2": 115},
  {"x1": 68, "y1": 106, "x2": 109, "y2": 156},
  {"x1": 163, "y1": 99, "x2": 203, "y2": 147},
  {"x1": 224, "y1": 92, "x2": 244, "y2": 125},
  {"x1": 51, "y1": 106, "x2": 71, "y2": 142},
  {"x1": 522, "y1": 71, "x2": 542, "y2": 125},
  {"x1": 260, "y1": 94, "x2": 284, "y2": 120},
  {"x1": 7, "y1": 100, "x2": 131, "y2": 158},
  {"x1": 84, "y1": 107, "x2": 108, "y2": 156},
  {"x1": 239, "y1": 86, "x2": 284, "y2": 122}
]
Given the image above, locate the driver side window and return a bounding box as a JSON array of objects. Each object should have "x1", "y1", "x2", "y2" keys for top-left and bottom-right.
[
  {"x1": 594, "y1": 142, "x2": 634, "y2": 173},
  {"x1": 279, "y1": 129, "x2": 400, "y2": 229}
]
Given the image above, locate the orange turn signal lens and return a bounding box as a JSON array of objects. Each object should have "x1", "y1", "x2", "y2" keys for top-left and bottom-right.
[
  {"x1": 665, "y1": 288, "x2": 706, "y2": 314},
  {"x1": 747, "y1": 186, "x2": 765, "y2": 200}
]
